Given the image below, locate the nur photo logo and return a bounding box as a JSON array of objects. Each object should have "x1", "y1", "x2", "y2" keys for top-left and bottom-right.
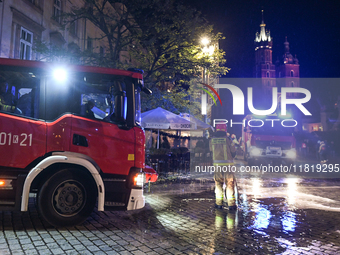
[{"x1": 199, "y1": 83, "x2": 222, "y2": 115}]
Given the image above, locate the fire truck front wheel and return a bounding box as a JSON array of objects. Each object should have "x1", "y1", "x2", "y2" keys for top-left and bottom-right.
[{"x1": 37, "y1": 168, "x2": 97, "y2": 227}]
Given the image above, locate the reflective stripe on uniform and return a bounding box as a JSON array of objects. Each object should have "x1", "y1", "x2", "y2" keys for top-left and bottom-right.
[{"x1": 0, "y1": 98, "x2": 15, "y2": 112}]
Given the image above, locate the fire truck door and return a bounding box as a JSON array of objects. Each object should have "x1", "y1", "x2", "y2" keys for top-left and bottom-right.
[
  {"x1": 70, "y1": 117, "x2": 135, "y2": 175},
  {"x1": 0, "y1": 114, "x2": 46, "y2": 169}
]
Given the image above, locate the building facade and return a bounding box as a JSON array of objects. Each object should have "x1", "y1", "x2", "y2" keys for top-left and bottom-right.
[{"x1": 0, "y1": 0, "x2": 118, "y2": 63}]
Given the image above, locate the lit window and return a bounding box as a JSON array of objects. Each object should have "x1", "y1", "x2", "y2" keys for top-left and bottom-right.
[{"x1": 20, "y1": 28, "x2": 33, "y2": 60}]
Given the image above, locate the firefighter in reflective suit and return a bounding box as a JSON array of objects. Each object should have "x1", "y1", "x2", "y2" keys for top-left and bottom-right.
[
  {"x1": 0, "y1": 82, "x2": 15, "y2": 112},
  {"x1": 210, "y1": 124, "x2": 237, "y2": 210}
]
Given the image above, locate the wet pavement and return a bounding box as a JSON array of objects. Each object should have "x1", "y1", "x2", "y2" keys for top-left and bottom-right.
[{"x1": 1, "y1": 173, "x2": 340, "y2": 254}]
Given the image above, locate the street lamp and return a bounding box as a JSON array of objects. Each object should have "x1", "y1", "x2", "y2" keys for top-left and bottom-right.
[
  {"x1": 201, "y1": 37, "x2": 215, "y2": 56},
  {"x1": 201, "y1": 37, "x2": 210, "y2": 47},
  {"x1": 200, "y1": 37, "x2": 215, "y2": 126}
]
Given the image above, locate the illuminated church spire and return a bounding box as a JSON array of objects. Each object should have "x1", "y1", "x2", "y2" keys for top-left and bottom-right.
[
  {"x1": 255, "y1": 10, "x2": 272, "y2": 43},
  {"x1": 254, "y1": 10, "x2": 275, "y2": 93}
]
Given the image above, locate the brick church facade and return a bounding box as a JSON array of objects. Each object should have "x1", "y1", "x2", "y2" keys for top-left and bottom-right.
[{"x1": 254, "y1": 11, "x2": 300, "y2": 98}]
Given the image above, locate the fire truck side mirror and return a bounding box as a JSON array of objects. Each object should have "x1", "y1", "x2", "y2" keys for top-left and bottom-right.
[
  {"x1": 114, "y1": 92, "x2": 127, "y2": 122},
  {"x1": 142, "y1": 86, "x2": 152, "y2": 95}
]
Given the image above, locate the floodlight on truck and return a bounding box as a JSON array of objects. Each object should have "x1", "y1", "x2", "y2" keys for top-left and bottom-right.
[{"x1": 53, "y1": 68, "x2": 67, "y2": 82}]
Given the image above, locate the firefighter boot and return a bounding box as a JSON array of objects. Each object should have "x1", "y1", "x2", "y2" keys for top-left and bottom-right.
[
  {"x1": 215, "y1": 179, "x2": 224, "y2": 209},
  {"x1": 215, "y1": 204, "x2": 223, "y2": 209}
]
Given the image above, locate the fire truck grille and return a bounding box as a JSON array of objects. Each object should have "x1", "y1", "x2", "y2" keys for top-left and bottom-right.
[{"x1": 255, "y1": 141, "x2": 292, "y2": 150}]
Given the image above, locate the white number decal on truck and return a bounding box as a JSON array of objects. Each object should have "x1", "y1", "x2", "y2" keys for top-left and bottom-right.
[{"x1": 0, "y1": 132, "x2": 32, "y2": 146}]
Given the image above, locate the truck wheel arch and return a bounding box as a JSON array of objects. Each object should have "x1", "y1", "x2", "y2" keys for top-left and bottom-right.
[{"x1": 21, "y1": 154, "x2": 105, "y2": 212}]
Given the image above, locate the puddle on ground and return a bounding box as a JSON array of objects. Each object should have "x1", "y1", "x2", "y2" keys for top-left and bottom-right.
[{"x1": 141, "y1": 178, "x2": 340, "y2": 254}]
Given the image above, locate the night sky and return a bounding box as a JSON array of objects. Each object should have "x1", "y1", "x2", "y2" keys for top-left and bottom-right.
[{"x1": 186, "y1": 0, "x2": 340, "y2": 78}]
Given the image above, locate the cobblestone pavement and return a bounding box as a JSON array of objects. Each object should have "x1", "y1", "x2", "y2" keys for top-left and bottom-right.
[{"x1": 1, "y1": 176, "x2": 340, "y2": 254}]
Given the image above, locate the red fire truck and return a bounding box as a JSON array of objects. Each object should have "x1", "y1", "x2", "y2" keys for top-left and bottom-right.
[
  {"x1": 242, "y1": 114, "x2": 297, "y2": 165},
  {"x1": 0, "y1": 58, "x2": 152, "y2": 227}
]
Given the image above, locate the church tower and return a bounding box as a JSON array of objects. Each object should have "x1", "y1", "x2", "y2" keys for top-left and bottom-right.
[
  {"x1": 254, "y1": 10, "x2": 276, "y2": 94},
  {"x1": 276, "y1": 37, "x2": 300, "y2": 98}
]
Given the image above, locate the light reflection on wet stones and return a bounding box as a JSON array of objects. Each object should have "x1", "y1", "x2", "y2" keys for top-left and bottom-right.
[
  {"x1": 1, "y1": 178, "x2": 340, "y2": 254},
  {"x1": 141, "y1": 179, "x2": 340, "y2": 254}
]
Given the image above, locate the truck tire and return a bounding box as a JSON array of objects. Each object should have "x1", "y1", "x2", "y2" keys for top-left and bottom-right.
[{"x1": 37, "y1": 168, "x2": 97, "y2": 227}]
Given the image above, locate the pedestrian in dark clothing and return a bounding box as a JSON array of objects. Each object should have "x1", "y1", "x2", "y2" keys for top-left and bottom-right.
[
  {"x1": 161, "y1": 136, "x2": 170, "y2": 149},
  {"x1": 319, "y1": 141, "x2": 329, "y2": 163}
]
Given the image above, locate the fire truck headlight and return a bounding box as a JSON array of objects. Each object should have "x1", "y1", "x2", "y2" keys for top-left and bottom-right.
[
  {"x1": 53, "y1": 68, "x2": 67, "y2": 82},
  {"x1": 0, "y1": 179, "x2": 13, "y2": 190},
  {"x1": 286, "y1": 149, "x2": 296, "y2": 158},
  {"x1": 133, "y1": 173, "x2": 144, "y2": 187},
  {"x1": 250, "y1": 147, "x2": 261, "y2": 156}
]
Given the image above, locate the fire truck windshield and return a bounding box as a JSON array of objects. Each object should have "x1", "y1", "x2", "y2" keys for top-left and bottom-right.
[
  {"x1": 0, "y1": 67, "x2": 141, "y2": 127},
  {"x1": 250, "y1": 123, "x2": 294, "y2": 136},
  {"x1": 78, "y1": 77, "x2": 127, "y2": 122}
]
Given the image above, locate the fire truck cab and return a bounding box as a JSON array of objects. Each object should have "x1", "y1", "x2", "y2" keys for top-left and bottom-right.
[
  {"x1": 0, "y1": 58, "x2": 151, "y2": 227},
  {"x1": 242, "y1": 114, "x2": 297, "y2": 165}
]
